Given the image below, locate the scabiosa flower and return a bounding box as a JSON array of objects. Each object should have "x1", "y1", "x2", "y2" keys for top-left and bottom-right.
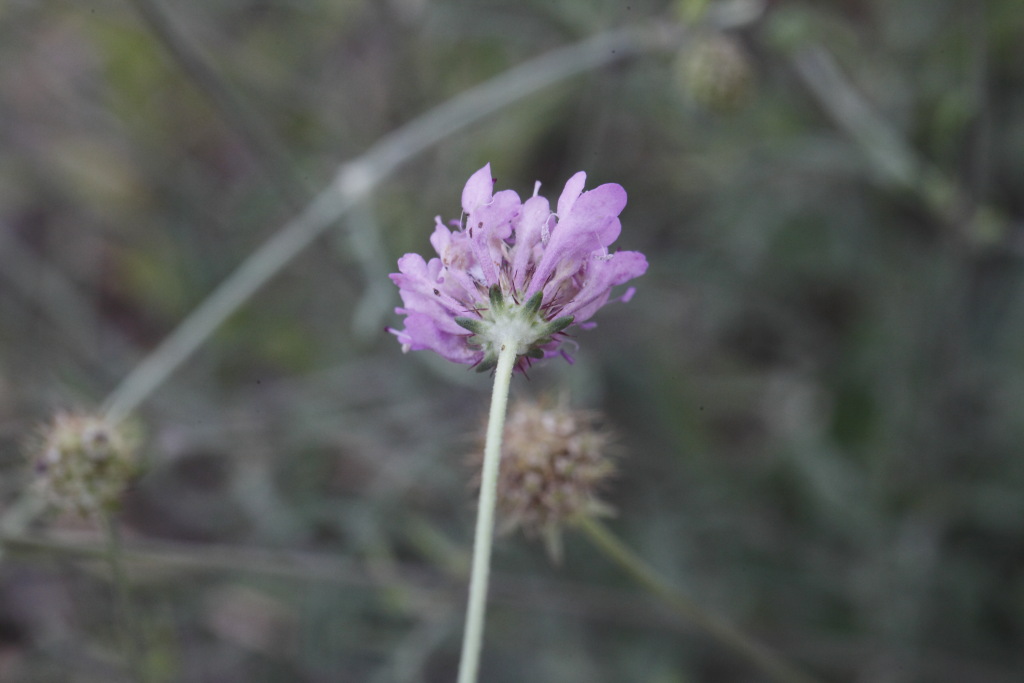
[
  {"x1": 29, "y1": 412, "x2": 139, "y2": 516},
  {"x1": 389, "y1": 164, "x2": 648, "y2": 372},
  {"x1": 472, "y1": 397, "x2": 616, "y2": 563}
]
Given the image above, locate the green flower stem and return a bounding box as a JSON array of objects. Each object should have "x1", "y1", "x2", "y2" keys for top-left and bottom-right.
[
  {"x1": 0, "y1": 493, "x2": 47, "y2": 563},
  {"x1": 103, "y1": 513, "x2": 148, "y2": 682},
  {"x1": 577, "y1": 517, "x2": 823, "y2": 683},
  {"x1": 457, "y1": 340, "x2": 518, "y2": 683}
]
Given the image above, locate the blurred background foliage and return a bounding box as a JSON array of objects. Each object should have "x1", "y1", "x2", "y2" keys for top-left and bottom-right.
[{"x1": 1, "y1": 0, "x2": 1023, "y2": 681}]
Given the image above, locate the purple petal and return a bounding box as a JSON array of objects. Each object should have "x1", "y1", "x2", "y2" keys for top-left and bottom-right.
[
  {"x1": 557, "y1": 171, "x2": 587, "y2": 217},
  {"x1": 397, "y1": 313, "x2": 480, "y2": 364},
  {"x1": 429, "y1": 217, "x2": 453, "y2": 256},
  {"x1": 558, "y1": 250, "x2": 648, "y2": 322},
  {"x1": 428, "y1": 222, "x2": 482, "y2": 297},
  {"x1": 391, "y1": 252, "x2": 432, "y2": 287},
  {"x1": 396, "y1": 292, "x2": 468, "y2": 335},
  {"x1": 467, "y1": 189, "x2": 521, "y2": 286},
  {"x1": 585, "y1": 182, "x2": 627, "y2": 214},
  {"x1": 391, "y1": 253, "x2": 480, "y2": 328},
  {"x1": 559, "y1": 183, "x2": 627, "y2": 246},
  {"x1": 527, "y1": 183, "x2": 628, "y2": 297},
  {"x1": 470, "y1": 189, "x2": 519, "y2": 241},
  {"x1": 529, "y1": 236, "x2": 612, "y2": 300},
  {"x1": 461, "y1": 164, "x2": 494, "y2": 214},
  {"x1": 511, "y1": 195, "x2": 551, "y2": 293}
]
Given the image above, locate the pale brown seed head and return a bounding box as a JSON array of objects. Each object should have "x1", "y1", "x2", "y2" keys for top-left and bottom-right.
[
  {"x1": 473, "y1": 397, "x2": 616, "y2": 562},
  {"x1": 29, "y1": 412, "x2": 140, "y2": 517}
]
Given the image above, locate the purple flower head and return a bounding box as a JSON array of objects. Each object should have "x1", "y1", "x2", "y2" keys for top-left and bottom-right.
[{"x1": 389, "y1": 164, "x2": 647, "y2": 372}]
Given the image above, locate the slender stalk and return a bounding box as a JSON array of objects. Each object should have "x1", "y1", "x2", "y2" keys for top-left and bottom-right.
[
  {"x1": 457, "y1": 341, "x2": 517, "y2": 683},
  {"x1": 578, "y1": 516, "x2": 824, "y2": 683},
  {"x1": 0, "y1": 228, "x2": 134, "y2": 380},
  {"x1": 788, "y1": 44, "x2": 1007, "y2": 246},
  {"x1": 104, "y1": 513, "x2": 147, "y2": 682}
]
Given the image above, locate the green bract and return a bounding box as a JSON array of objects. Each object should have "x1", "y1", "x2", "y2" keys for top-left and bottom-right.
[{"x1": 455, "y1": 286, "x2": 573, "y2": 372}]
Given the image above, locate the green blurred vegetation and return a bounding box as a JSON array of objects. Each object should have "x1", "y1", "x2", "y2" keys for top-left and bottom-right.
[{"x1": 1, "y1": 0, "x2": 1023, "y2": 681}]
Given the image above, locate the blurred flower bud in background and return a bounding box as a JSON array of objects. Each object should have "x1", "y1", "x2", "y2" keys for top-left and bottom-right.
[
  {"x1": 674, "y1": 32, "x2": 754, "y2": 113},
  {"x1": 29, "y1": 412, "x2": 140, "y2": 517}
]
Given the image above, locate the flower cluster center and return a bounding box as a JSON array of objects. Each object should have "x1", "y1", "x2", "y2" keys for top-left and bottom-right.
[{"x1": 455, "y1": 286, "x2": 573, "y2": 372}]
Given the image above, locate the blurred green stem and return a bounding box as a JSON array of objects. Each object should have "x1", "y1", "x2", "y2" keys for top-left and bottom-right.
[
  {"x1": 104, "y1": 513, "x2": 148, "y2": 682},
  {"x1": 0, "y1": 227, "x2": 135, "y2": 383},
  {"x1": 578, "y1": 516, "x2": 823, "y2": 683},
  {"x1": 788, "y1": 44, "x2": 1007, "y2": 246},
  {"x1": 0, "y1": 494, "x2": 46, "y2": 564},
  {"x1": 457, "y1": 341, "x2": 517, "y2": 683},
  {"x1": 126, "y1": 0, "x2": 309, "y2": 205}
]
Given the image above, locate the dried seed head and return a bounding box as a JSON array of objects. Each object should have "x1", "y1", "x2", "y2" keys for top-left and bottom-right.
[
  {"x1": 473, "y1": 397, "x2": 616, "y2": 563},
  {"x1": 674, "y1": 32, "x2": 753, "y2": 113},
  {"x1": 29, "y1": 412, "x2": 140, "y2": 516}
]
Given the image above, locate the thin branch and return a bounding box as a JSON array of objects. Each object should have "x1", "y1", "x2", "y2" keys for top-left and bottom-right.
[
  {"x1": 579, "y1": 517, "x2": 825, "y2": 683},
  {"x1": 126, "y1": 0, "x2": 310, "y2": 206},
  {"x1": 788, "y1": 43, "x2": 1010, "y2": 247},
  {"x1": 0, "y1": 224, "x2": 136, "y2": 384}
]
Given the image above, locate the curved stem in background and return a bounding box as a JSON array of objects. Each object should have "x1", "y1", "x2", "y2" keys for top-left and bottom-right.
[
  {"x1": 0, "y1": 495, "x2": 47, "y2": 564},
  {"x1": 577, "y1": 516, "x2": 825, "y2": 683},
  {"x1": 99, "y1": 22, "x2": 679, "y2": 424},
  {"x1": 126, "y1": 0, "x2": 311, "y2": 206},
  {"x1": 787, "y1": 43, "x2": 1009, "y2": 246},
  {"x1": 0, "y1": 226, "x2": 132, "y2": 384},
  {"x1": 104, "y1": 512, "x2": 148, "y2": 682},
  {"x1": 456, "y1": 341, "x2": 517, "y2": 683}
]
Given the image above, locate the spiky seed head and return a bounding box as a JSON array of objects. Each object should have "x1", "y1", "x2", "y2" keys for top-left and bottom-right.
[
  {"x1": 29, "y1": 412, "x2": 140, "y2": 517},
  {"x1": 471, "y1": 397, "x2": 616, "y2": 563}
]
